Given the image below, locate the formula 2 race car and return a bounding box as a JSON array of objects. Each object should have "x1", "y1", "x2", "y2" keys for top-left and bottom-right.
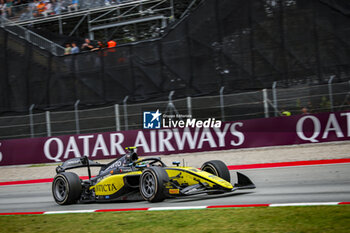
[{"x1": 52, "y1": 147, "x2": 255, "y2": 205}]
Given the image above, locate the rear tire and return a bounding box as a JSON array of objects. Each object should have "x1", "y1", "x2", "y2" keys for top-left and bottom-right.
[
  {"x1": 201, "y1": 160, "x2": 230, "y2": 183},
  {"x1": 52, "y1": 172, "x2": 82, "y2": 205},
  {"x1": 140, "y1": 167, "x2": 169, "y2": 202}
]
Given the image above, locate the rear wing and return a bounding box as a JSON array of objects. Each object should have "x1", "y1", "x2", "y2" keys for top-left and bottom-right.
[{"x1": 56, "y1": 156, "x2": 104, "y2": 174}]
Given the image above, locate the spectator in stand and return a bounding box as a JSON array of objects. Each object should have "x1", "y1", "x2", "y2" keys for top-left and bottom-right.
[
  {"x1": 4, "y1": 0, "x2": 13, "y2": 18},
  {"x1": 42, "y1": 0, "x2": 53, "y2": 17},
  {"x1": 64, "y1": 43, "x2": 72, "y2": 55},
  {"x1": 107, "y1": 39, "x2": 116, "y2": 48},
  {"x1": 301, "y1": 107, "x2": 309, "y2": 114},
  {"x1": 281, "y1": 110, "x2": 291, "y2": 116},
  {"x1": 91, "y1": 41, "x2": 106, "y2": 51},
  {"x1": 34, "y1": 0, "x2": 46, "y2": 17},
  {"x1": 107, "y1": 39, "x2": 116, "y2": 53},
  {"x1": 53, "y1": 0, "x2": 63, "y2": 14},
  {"x1": 18, "y1": 0, "x2": 34, "y2": 20},
  {"x1": 81, "y1": 38, "x2": 94, "y2": 51},
  {"x1": 27, "y1": 0, "x2": 36, "y2": 18},
  {"x1": 71, "y1": 42, "x2": 79, "y2": 54},
  {"x1": 67, "y1": 0, "x2": 78, "y2": 12},
  {"x1": 93, "y1": 41, "x2": 108, "y2": 57},
  {"x1": 0, "y1": 0, "x2": 5, "y2": 18}
]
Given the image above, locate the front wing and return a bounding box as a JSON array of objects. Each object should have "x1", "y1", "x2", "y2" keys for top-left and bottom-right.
[{"x1": 163, "y1": 167, "x2": 255, "y2": 197}]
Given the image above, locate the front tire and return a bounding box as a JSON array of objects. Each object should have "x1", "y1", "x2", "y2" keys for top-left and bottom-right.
[
  {"x1": 140, "y1": 167, "x2": 169, "y2": 202},
  {"x1": 52, "y1": 172, "x2": 82, "y2": 205},
  {"x1": 201, "y1": 160, "x2": 231, "y2": 182}
]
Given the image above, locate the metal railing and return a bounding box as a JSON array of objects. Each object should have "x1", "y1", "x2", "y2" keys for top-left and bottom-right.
[
  {"x1": 1, "y1": 0, "x2": 147, "y2": 24},
  {"x1": 1, "y1": 77, "x2": 350, "y2": 140},
  {"x1": 0, "y1": 17, "x2": 65, "y2": 55}
]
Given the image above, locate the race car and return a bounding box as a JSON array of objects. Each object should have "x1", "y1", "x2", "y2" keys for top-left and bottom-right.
[{"x1": 52, "y1": 147, "x2": 255, "y2": 205}]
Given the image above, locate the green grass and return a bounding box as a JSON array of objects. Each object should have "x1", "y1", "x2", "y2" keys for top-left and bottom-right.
[
  {"x1": 1, "y1": 206, "x2": 350, "y2": 233},
  {"x1": 29, "y1": 163, "x2": 58, "y2": 168}
]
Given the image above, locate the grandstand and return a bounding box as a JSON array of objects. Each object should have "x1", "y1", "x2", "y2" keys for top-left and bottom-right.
[
  {"x1": 0, "y1": 0, "x2": 350, "y2": 139},
  {"x1": 2, "y1": 0, "x2": 197, "y2": 45}
]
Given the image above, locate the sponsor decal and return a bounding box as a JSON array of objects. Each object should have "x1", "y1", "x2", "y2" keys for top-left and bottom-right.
[
  {"x1": 43, "y1": 133, "x2": 125, "y2": 162},
  {"x1": 106, "y1": 160, "x2": 122, "y2": 171},
  {"x1": 1, "y1": 111, "x2": 350, "y2": 166},
  {"x1": 37, "y1": 112, "x2": 350, "y2": 163},
  {"x1": 169, "y1": 189, "x2": 180, "y2": 194},
  {"x1": 66, "y1": 159, "x2": 80, "y2": 165},
  {"x1": 42, "y1": 125, "x2": 244, "y2": 162},
  {"x1": 296, "y1": 113, "x2": 350, "y2": 142},
  {"x1": 95, "y1": 184, "x2": 118, "y2": 193}
]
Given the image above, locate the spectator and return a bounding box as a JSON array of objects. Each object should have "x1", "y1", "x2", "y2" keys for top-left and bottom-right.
[
  {"x1": 91, "y1": 41, "x2": 106, "y2": 51},
  {"x1": 92, "y1": 41, "x2": 108, "y2": 57},
  {"x1": 71, "y1": 42, "x2": 79, "y2": 54},
  {"x1": 64, "y1": 43, "x2": 72, "y2": 55},
  {"x1": 67, "y1": 0, "x2": 78, "y2": 12},
  {"x1": 301, "y1": 107, "x2": 309, "y2": 114},
  {"x1": 97, "y1": 40, "x2": 106, "y2": 49},
  {"x1": 18, "y1": 0, "x2": 34, "y2": 20},
  {"x1": 281, "y1": 110, "x2": 291, "y2": 116},
  {"x1": 53, "y1": 0, "x2": 63, "y2": 14},
  {"x1": 107, "y1": 39, "x2": 116, "y2": 48},
  {"x1": 81, "y1": 38, "x2": 94, "y2": 51},
  {"x1": 0, "y1": 0, "x2": 5, "y2": 18},
  {"x1": 42, "y1": 0, "x2": 53, "y2": 17},
  {"x1": 34, "y1": 0, "x2": 46, "y2": 17},
  {"x1": 4, "y1": 0, "x2": 13, "y2": 17}
]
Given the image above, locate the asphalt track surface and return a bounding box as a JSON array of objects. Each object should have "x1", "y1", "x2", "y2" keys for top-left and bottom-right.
[{"x1": 0, "y1": 163, "x2": 350, "y2": 213}]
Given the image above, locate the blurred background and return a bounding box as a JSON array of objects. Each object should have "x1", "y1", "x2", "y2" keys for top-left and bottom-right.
[{"x1": 0, "y1": 0, "x2": 349, "y2": 139}]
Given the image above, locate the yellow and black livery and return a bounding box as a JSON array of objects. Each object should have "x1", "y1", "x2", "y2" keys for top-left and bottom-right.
[{"x1": 52, "y1": 147, "x2": 255, "y2": 205}]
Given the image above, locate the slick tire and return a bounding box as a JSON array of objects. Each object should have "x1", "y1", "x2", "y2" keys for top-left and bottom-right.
[
  {"x1": 140, "y1": 167, "x2": 169, "y2": 202},
  {"x1": 52, "y1": 172, "x2": 82, "y2": 205},
  {"x1": 201, "y1": 160, "x2": 231, "y2": 183}
]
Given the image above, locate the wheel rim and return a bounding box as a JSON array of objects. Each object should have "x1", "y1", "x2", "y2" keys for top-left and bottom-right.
[
  {"x1": 141, "y1": 172, "x2": 156, "y2": 198},
  {"x1": 54, "y1": 177, "x2": 67, "y2": 201},
  {"x1": 203, "y1": 165, "x2": 217, "y2": 176}
]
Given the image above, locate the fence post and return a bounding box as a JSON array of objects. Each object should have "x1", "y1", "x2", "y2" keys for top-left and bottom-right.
[
  {"x1": 46, "y1": 111, "x2": 51, "y2": 137},
  {"x1": 115, "y1": 104, "x2": 120, "y2": 131},
  {"x1": 29, "y1": 104, "x2": 35, "y2": 138},
  {"x1": 123, "y1": 96, "x2": 129, "y2": 131},
  {"x1": 74, "y1": 100, "x2": 80, "y2": 134},
  {"x1": 328, "y1": 75, "x2": 335, "y2": 112},
  {"x1": 220, "y1": 86, "x2": 225, "y2": 121},
  {"x1": 272, "y1": 81, "x2": 278, "y2": 116},
  {"x1": 164, "y1": 91, "x2": 180, "y2": 118},
  {"x1": 263, "y1": 89, "x2": 269, "y2": 118},
  {"x1": 25, "y1": 30, "x2": 30, "y2": 41},
  {"x1": 187, "y1": 96, "x2": 192, "y2": 118},
  {"x1": 51, "y1": 42, "x2": 56, "y2": 55}
]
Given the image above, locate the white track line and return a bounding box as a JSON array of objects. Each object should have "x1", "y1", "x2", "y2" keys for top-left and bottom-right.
[
  {"x1": 148, "y1": 206, "x2": 207, "y2": 211},
  {"x1": 44, "y1": 210, "x2": 96, "y2": 214},
  {"x1": 270, "y1": 202, "x2": 340, "y2": 207},
  {"x1": 1, "y1": 202, "x2": 349, "y2": 215}
]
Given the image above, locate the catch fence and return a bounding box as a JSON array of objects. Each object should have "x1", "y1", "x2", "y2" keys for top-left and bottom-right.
[{"x1": 1, "y1": 78, "x2": 349, "y2": 140}]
